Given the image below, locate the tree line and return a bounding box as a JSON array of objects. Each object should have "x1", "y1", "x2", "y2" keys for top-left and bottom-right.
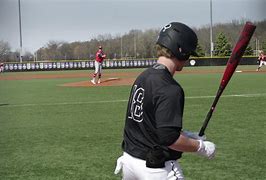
[{"x1": 1, "y1": 19, "x2": 265, "y2": 62}]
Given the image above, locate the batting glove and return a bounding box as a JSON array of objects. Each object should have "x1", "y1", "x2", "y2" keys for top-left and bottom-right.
[
  {"x1": 196, "y1": 140, "x2": 216, "y2": 159},
  {"x1": 182, "y1": 130, "x2": 206, "y2": 141}
]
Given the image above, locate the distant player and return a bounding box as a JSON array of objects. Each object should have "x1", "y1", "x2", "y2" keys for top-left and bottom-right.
[
  {"x1": 0, "y1": 63, "x2": 4, "y2": 73},
  {"x1": 114, "y1": 22, "x2": 216, "y2": 179},
  {"x1": 91, "y1": 46, "x2": 106, "y2": 84},
  {"x1": 256, "y1": 50, "x2": 266, "y2": 71}
]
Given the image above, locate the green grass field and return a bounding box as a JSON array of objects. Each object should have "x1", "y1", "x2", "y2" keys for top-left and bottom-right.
[{"x1": 0, "y1": 66, "x2": 265, "y2": 180}]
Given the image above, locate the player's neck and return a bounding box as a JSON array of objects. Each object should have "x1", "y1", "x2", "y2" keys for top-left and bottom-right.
[{"x1": 157, "y1": 56, "x2": 177, "y2": 76}]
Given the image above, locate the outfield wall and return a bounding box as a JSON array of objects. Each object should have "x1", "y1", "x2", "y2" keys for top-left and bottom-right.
[{"x1": 2, "y1": 57, "x2": 258, "y2": 72}]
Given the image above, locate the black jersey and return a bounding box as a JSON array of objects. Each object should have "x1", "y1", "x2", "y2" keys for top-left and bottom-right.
[{"x1": 122, "y1": 63, "x2": 184, "y2": 160}]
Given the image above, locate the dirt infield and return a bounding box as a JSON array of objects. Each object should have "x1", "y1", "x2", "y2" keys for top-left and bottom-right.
[
  {"x1": 0, "y1": 69, "x2": 265, "y2": 87},
  {"x1": 0, "y1": 72, "x2": 140, "y2": 87},
  {"x1": 0, "y1": 72, "x2": 140, "y2": 80},
  {"x1": 61, "y1": 77, "x2": 136, "y2": 87}
]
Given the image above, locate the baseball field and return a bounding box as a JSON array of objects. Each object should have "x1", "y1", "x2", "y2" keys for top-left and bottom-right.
[{"x1": 0, "y1": 65, "x2": 265, "y2": 180}]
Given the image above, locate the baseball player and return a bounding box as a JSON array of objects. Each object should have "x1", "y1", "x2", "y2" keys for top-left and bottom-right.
[
  {"x1": 114, "y1": 22, "x2": 216, "y2": 180},
  {"x1": 0, "y1": 63, "x2": 4, "y2": 73},
  {"x1": 91, "y1": 46, "x2": 106, "y2": 84},
  {"x1": 256, "y1": 50, "x2": 266, "y2": 71}
]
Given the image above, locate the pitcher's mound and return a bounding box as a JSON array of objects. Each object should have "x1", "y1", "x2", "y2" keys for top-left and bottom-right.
[{"x1": 61, "y1": 77, "x2": 135, "y2": 87}]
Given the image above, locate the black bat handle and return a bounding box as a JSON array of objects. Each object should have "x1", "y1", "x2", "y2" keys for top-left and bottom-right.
[
  {"x1": 199, "y1": 86, "x2": 224, "y2": 136},
  {"x1": 199, "y1": 108, "x2": 214, "y2": 136}
]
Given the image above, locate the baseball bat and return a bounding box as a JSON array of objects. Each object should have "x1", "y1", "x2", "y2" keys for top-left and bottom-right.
[{"x1": 198, "y1": 22, "x2": 256, "y2": 136}]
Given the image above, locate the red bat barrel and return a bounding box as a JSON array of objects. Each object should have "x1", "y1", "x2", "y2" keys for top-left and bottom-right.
[
  {"x1": 220, "y1": 22, "x2": 256, "y2": 89},
  {"x1": 199, "y1": 22, "x2": 256, "y2": 136}
]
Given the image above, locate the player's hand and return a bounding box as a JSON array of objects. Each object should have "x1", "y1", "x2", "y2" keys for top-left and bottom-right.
[
  {"x1": 196, "y1": 140, "x2": 216, "y2": 159},
  {"x1": 182, "y1": 130, "x2": 206, "y2": 141}
]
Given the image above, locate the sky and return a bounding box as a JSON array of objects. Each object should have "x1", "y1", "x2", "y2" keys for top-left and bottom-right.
[{"x1": 0, "y1": 0, "x2": 265, "y2": 53}]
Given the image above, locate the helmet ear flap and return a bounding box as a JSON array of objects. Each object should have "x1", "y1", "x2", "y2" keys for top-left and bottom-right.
[{"x1": 174, "y1": 47, "x2": 190, "y2": 61}]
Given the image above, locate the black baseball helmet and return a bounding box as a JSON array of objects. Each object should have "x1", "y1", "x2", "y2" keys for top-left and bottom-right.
[{"x1": 156, "y1": 22, "x2": 198, "y2": 60}]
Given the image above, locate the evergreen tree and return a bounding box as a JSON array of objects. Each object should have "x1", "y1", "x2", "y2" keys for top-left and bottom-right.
[
  {"x1": 214, "y1": 32, "x2": 232, "y2": 56},
  {"x1": 244, "y1": 45, "x2": 253, "y2": 56},
  {"x1": 195, "y1": 43, "x2": 205, "y2": 57}
]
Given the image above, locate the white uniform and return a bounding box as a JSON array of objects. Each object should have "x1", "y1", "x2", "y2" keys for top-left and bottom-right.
[
  {"x1": 94, "y1": 61, "x2": 103, "y2": 75},
  {"x1": 0, "y1": 63, "x2": 4, "y2": 72},
  {"x1": 91, "y1": 48, "x2": 106, "y2": 84},
  {"x1": 259, "y1": 59, "x2": 266, "y2": 67},
  {"x1": 256, "y1": 52, "x2": 266, "y2": 71},
  {"x1": 114, "y1": 152, "x2": 184, "y2": 180}
]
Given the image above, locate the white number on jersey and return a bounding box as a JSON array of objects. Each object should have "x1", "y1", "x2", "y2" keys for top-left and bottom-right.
[{"x1": 129, "y1": 85, "x2": 145, "y2": 122}]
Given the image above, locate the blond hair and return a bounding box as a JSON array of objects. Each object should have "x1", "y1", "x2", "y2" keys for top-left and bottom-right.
[{"x1": 156, "y1": 44, "x2": 174, "y2": 58}]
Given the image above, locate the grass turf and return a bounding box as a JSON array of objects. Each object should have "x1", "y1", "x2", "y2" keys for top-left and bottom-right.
[{"x1": 0, "y1": 66, "x2": 265, "y2": 179}]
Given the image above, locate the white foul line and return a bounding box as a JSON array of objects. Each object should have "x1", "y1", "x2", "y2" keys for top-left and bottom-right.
[
  {"x1": 186, "y1": 93, "x2": 266, "y2": 99},
  {"x1": 1, "y1": 93, "x2": 266, "y2": 108},
  {"x1": 0, "y1": 99, "x2": 128, "y2": 108}
]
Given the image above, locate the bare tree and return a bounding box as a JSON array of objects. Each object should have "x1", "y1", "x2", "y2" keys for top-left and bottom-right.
[
  {"x1": 0, "y1": 40, "x2": 11, "y2": 62},
  {"x1": 45, "y1": 41, "x2": 64, "y2": 60},
  {"x1": 33, "y1": 20, "x2": 266, "y2": 60}
]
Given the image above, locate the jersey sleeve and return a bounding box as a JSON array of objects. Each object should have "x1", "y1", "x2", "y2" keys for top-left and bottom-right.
[{"x1": 154, "y1": 85, "x2": 184, "y2": 129}]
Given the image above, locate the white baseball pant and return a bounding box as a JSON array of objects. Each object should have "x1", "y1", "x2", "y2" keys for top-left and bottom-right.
[
  {"x1": 114, "y1": 152, "x2": 184, "y2": 180},
  {"x1": 94, "y1": 61, "x2": 102, "y2": 74},
  {"x1": 259, "y1": 60, "x2": 266, "y2": 68}
]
